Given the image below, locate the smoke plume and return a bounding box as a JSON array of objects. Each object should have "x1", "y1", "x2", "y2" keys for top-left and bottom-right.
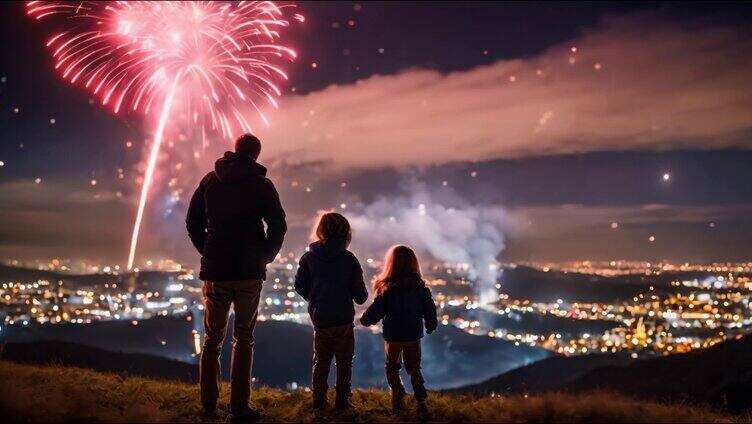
[{"x1": 348, "y1": 185, "x2": 520, "y2": 304}]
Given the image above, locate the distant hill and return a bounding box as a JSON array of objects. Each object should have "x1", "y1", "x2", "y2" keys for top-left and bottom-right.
[
  {"x1": 1, "y1": 315, "x2": 199, "y2": 362},
  {"x1": 566, "y1": 336, "x2": 752, "y2": 413},
  {"x1": 454, "y1": 352, "x2": 633, "y2": 395},
  {"x1": 499, "y1": 265, "x2": 702, "y2": 303},
  {"x1": 442, "y1": 305, "x2": 620, "y2": 337},
  {"x1": 0, "y1": 362, "x2": 736, "y2": 423},
  {"x1": 0, "y1": 264, "x2": 180, "y2": 288},
  {"x1": 455, "y1": 336, "x2": 752, "y2": 413},
  {"x1": 0, "y1": 340, "x2": 198, "y2": 382},
  {"x1": 0, "y1": 317, "x2": 551, "y2": 389},
  {"x1": 0, "y1": 264, "x2": 66, "y2": 282}
]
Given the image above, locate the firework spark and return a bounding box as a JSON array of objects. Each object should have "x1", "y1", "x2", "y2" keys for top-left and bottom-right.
[{"x1": 27, "y1": 1, "x2": 299, "y2": 269}]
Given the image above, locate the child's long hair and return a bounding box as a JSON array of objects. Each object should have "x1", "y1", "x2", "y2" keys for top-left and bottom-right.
[
  {"x1": 313, "y1": 211, "x2": 352, "y2": 247},
  {"x1": 373, "y1": 245, "x2": 424, "y2": 295}
]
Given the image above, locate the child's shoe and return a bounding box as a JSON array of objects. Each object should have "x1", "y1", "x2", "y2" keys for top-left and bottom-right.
[
  {"x1": 312, "y1": 400, "x2": 327, "y2": 412},
  {"x1": 335, "y1": 400, "x2": 355, "y2": 411}
]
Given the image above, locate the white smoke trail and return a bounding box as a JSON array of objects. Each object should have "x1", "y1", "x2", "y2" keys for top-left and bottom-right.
[{"x1": 348, "y1": 185, "x2": 518, "y2": 305}]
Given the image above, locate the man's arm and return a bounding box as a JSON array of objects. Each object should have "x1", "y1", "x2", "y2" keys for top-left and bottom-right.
[
  {"x1": 186, "y1": 181, "x2": 207, "y2": 254},
  {"x1": 261, "y1": 179, "x2": 287, "y2": 263}
]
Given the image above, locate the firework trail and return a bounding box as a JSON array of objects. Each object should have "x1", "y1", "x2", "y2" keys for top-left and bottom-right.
[{"x1": 27, "y1": 1, "x2": 300, "y2": 269}]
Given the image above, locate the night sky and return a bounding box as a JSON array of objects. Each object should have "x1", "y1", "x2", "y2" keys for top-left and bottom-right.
[{"x1": 1, "y1": 1, "x2": 752, "y2": 267}]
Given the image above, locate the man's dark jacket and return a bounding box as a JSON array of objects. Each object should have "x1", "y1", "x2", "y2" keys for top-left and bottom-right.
[
  {"x1": 360, "y1": 275, "x2": 438, "y2": 342},
  {"x1": 294, "y1": 239, "x2": 368, "y2": 329},
  {"x1": 186, "y1": 151, "x2": 287, "y2": 281}
]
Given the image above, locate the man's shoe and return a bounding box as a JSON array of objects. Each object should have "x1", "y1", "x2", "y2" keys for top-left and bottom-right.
[
  {"x1": 228, "y1": 406, "x2": 262, "y2": 423},
  {"x1": 391, "y1": 391, "x2": 405, "y2": 414},
  {"x1": 417, "y1": 400, "x2": 429, "y2": 420}
]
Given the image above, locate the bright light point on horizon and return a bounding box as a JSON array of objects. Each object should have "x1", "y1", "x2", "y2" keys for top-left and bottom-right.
[
  {"x1": 0, "y1": 161, "x2": 4, "y2": 167},
  {"x1": 34, "y1": 177, "x2": 41, "y2": 184},
  {"x1": 49, "y1": 118, "x2": 56, "y2": 124},
  {"x1": 649, "y1": 235, "x2": 656, "y2": 242},
  {"x1": 663, "y1": 172, "x2": 671, "y2": 181},
  {"x1": 611, "y1": 222, "x2": 619, "y2": 229},
  {"x1": 90, "y1": 179, "x2": 97, "y2": 186}
]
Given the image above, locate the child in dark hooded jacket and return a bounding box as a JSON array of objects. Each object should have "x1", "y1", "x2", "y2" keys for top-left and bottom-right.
[
  {"x1": 360, "y1": 245, "x2": 437, "y2": 415},
  {"x1": 294, "y1": 212, "x2": 368, "y2": 411}
]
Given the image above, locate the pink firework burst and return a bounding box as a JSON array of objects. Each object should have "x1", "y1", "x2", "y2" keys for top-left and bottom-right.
[
  {"x1": 27, "y1": 1, "x2": 300, "y2": 269},
  {"x1": 28, "y1": 1, "x2": 298, "y2": 134}
]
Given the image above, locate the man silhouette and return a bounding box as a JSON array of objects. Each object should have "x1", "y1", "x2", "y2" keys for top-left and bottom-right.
[{"x1": 187, "y1": 134, "x2": 287, "y2": 422}]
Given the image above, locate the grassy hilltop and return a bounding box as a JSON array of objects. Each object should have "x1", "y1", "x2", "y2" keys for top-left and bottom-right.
[{"x1": 0, "y1": 362, "x2": 740, "y2": 423}]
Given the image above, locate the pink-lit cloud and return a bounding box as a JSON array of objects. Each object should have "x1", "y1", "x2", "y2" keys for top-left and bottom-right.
[{"x1": 257, "y1": 14, "x2": 752, "y2": 169}]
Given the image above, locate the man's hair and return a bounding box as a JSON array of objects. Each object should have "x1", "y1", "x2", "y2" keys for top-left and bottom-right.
[
  {"x1": 235, "y1": 134, "x2": 261, "y2": 159},
  {"x1": 314, "y1": 212, "x2": 352, "y2": 247}
]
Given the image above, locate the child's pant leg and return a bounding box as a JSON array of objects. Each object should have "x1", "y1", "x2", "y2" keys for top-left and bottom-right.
[
  {"x1": 384, "y1": 341, "x2": 406, "y2": 395},
  {"x1": 402, "y1": 341, "x2": 427, "y2": 400},
  {"x1": 312, "y1": 329, "x2": 334, "y2": 404},
  {"x1": 332, "y1": 324, "x2": 355, "y2": 404}
]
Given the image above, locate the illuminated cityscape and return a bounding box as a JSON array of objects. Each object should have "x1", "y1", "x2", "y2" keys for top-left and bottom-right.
[{"x1": 3, "y1": 255, "x2": 750, "y2": 360}]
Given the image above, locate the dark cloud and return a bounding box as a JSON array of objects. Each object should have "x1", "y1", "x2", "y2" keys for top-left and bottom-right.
[{"x1": 0, "y1": 181, "x2": 131, "y2": 260}]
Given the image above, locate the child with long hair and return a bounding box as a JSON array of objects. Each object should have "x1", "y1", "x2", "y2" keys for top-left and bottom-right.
[
  {"x1": 294, "y1": 212, "x2": 368, "y2": 411},
  {"x1": 360, "y1": 245, "x2": 438, "y2": 416}
]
